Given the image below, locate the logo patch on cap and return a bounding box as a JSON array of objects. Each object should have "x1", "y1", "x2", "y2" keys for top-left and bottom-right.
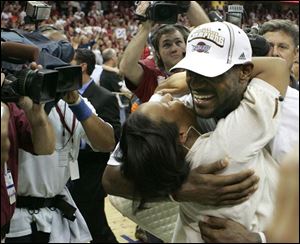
[
  {"x1": 192, "y1": 42, "x2": 211, "y2": 53},
  {"x1": 188, "y1": 28, "x2": 225, "y2": 47},
  {"x1": 239, "y1": 52, "x2": 246, "y2": 60}
]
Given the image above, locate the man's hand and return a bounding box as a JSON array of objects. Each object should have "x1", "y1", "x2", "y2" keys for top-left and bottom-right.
[
  {"x1": 155, "y1": 71, "x2": 189, "y2": 96},
  {"x1": 199, "y1": 216, "x2": 261, "y2": 243},
  {"x1": 63, "y1": 90, "x2": 80, "y2": 104},
  {"x1": 135, "y1": 1, "x2": 151, "y2": 18},
  {"x1": 174, "y1": 160, "x2": 259, "y2": 205}
]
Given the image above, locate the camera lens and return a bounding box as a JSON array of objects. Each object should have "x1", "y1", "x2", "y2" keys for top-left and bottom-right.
[
  {"x1": 14, "y1": 69, "x2": 38, "y2": 96},
  {"x1": 14, "y1": 68, "x2": 58, "y2": 103}
]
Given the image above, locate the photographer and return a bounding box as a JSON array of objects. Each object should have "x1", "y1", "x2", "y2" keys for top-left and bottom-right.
[
  {"x1": 4, "y1": 86, "x2": 115, "y2": 242},
  {"x1": 2, "y1": 23, "x2": 116, "y2": 241},
  {"x1": 119, "y1": 1, "x2": 210, "y2": 103},
  {"x1": 1, "y1": 64, "x2": 56, "y2": 240}
]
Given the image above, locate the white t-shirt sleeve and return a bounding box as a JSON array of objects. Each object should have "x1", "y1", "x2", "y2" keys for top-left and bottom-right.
[
  {"x1": 187, "y1": 78, "x2": 281, "y2": 166},
  {"x1": 268, "y1": 86, "x2": 299, "y2": 163}
]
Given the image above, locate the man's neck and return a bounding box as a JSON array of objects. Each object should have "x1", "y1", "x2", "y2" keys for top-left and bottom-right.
[
  {"x1": 82, "y1": 74, "x2": 91, "y2": 84},
  {"x1": 104, "y1": 61, "x2": 115, "y2": 68}
]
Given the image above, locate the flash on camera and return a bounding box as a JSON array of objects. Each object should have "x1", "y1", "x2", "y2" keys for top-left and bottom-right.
[{"x1": 26, "y1": 1, "x2": 51, "y2": 21}]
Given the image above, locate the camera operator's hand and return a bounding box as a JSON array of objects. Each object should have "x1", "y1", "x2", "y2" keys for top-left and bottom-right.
[
  {"x1": 29, "y1": 62, "x2": 43, "y2": 70},
  {"x1": 135, "y1": 1, "x2": 151, "y2": 19},
  {"x1": 1, "y1": 101, "x2": 11, "y2": 168},
  {"x1": 63, "y1": 90, "x2": 80, "y2": 105}
]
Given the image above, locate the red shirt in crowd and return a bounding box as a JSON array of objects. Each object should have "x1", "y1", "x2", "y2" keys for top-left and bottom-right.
[{"x1": 125, "y1": 58, "x2": 169, "y2": 103}]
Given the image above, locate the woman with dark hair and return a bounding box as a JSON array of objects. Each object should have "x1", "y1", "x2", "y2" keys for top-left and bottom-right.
[
  {"x1": 115, "y1": 57, "x2": 289, "y2": 242},
  {"x1": 118, "y1": 97, "x2": 196, "y2": 201}
]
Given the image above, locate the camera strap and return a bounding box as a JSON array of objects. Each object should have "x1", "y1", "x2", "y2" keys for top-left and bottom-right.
[{"x1": 55, "y1": 104, "x2": 76, "y2": 141}]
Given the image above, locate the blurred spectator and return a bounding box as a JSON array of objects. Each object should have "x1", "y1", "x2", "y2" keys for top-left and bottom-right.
[
  {"x1": 265, "y1": 146, "x2": 299, "y2": 243},
  {"x1": 2, "y1": 1, "x2": 297, "y2": 63},
  {"x1": 100, "y1": 48, "x2": 122, "y2": 93},
  {"x1": 259, "y1": 19, "x2": 299, "y2": 90}
]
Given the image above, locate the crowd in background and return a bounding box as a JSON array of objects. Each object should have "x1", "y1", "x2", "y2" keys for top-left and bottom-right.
[
  {"x1": 1, "y1": 1, "x2": 299, "y2": 63},
  {"x1": 1, "y1": 1, "x2": 299, "y2": 243}
]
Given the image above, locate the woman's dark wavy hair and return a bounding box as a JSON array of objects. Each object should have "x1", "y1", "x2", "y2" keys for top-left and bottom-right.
[
  {"x1": 116, "y1": 111, "x2": 190, "y2": 207},
  {"x1": 150, "y1": 24, "x2": 190, "y2": 71}
]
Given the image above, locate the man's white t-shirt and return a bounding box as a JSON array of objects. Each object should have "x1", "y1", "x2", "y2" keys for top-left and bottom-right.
[
  {"x1": 107, "y1": 79, "x2": 299, "y2": 243},
  {"x1": 173, "y1": 78, "x2": 281, "y2": 242},
  {"x1": 6, "y1": 98, "x2": 99, "y2": 242}
]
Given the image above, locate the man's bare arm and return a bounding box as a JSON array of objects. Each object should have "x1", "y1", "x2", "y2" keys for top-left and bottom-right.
[
  {"x1": 119, "y1": 21, "x2": 153, "y2": 86},
  {"x1": 186, "y1": 1, "x2": 210, "y2": 27},
  {"x1": 103, "y1": 161, "x2": 259, "y2": 206},
  {"x1": 251, "y1": 57, "x2": 290, "y2": 96}
]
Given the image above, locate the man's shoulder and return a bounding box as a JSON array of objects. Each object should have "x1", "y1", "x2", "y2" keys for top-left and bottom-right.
[
  {"x1": 100, "y1": 69, "x2": 121, "y2": 81},
  {"x1": 87, "y1": 82, "x2": 114, "y2": 96},
  {"x1": 85, "y1": 82, "x2": 117, "y2": 105}
]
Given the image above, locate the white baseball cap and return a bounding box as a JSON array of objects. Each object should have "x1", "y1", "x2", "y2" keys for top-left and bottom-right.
[{"x1": 171, "y1": 21, "x2": 252, "y2": 77}]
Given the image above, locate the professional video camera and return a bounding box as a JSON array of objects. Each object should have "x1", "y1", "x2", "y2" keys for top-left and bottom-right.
[
  {"x1": 1, "y1": 1, "x2": 82, "y2": 104},
  {"x1": 1, "y1": 42, "x2": 82, "y2": 104},
  {"x1": 135, "y1": 1, "x2": 191, "y2": 24}
]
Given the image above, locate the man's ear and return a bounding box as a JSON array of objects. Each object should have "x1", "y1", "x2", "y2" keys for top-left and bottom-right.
[
  {"x1": 81, "y1": 63, "x2": 87, "y2": 73},
  {"x1": 240, "y1": 63, "x2": 254, "y2": 84}
]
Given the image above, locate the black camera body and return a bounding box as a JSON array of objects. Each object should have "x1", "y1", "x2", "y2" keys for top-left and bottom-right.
[
  {"x1": 1, "y1": 40, "x2": 82, "y2": 104},
  {"x1": 2, "y1": 68, "x2": 59, "y2": 104},
  {"x1": 135, "y1": 1, "x2": 191, "y2": 24},
  {"x1": 1, "y1": 63, "x2": 82, "y2": 104},
  {"x1": 1, "y1": 2, "x2": 82, "y2": 105},
  {"x1": 145, "y1": 2, "x2": 179, "y2": 24}
]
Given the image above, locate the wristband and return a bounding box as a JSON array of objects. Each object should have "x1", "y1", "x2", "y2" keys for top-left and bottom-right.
[
  {"x1": 68, "y1": 98, "x2": 92, "y2": 122},
  {"x1": 258, "y1": 232, "x2": 267, "y2": 243}
]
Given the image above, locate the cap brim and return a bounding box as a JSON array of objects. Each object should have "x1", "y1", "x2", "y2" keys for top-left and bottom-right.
[{"x1": 171, "y1": 55, "x2": 235, "y2": 78}]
